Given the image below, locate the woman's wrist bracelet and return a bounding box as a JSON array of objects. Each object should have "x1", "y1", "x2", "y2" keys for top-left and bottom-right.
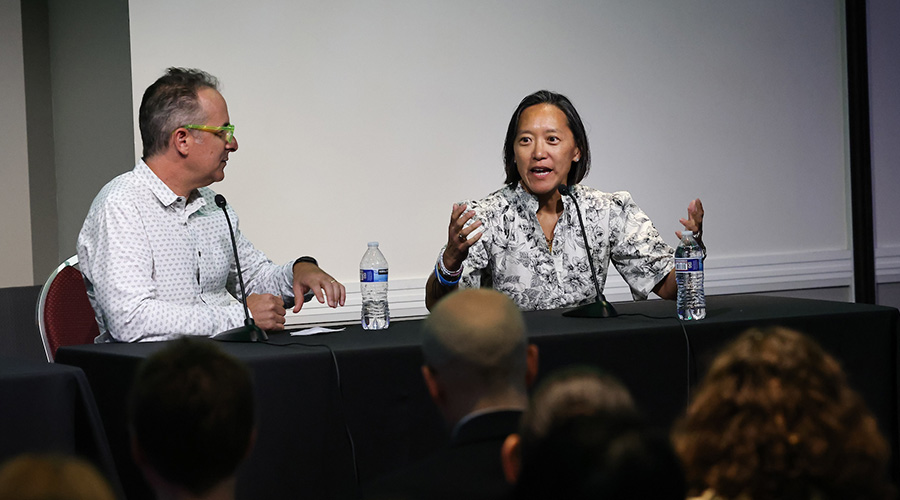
[
  {"x1": 434, "y1": 263, "x2": 461, "y2": 287},
  {"x1": 437, "y1": 250, "x2": 463, "y2": 277}
]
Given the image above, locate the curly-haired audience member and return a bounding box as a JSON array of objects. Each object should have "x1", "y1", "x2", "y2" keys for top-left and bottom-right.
[{"x1": 672, "y1": 327, "x2": 893, "y2": 500}]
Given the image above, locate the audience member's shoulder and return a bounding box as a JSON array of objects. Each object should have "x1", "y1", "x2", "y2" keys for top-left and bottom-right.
[{"x1": 365, "y1": 449, "x2": 509, "y2": 500}]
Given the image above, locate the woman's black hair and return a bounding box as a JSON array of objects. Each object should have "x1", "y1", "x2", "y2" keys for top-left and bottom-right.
[{"x1": 502, "y1": 90, "x2": 591, "y2": 187}]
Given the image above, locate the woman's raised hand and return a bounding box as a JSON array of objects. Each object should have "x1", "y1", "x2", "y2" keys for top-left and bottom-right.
[{"x1": 443, "y1": 203, "x2": 483, "y2": 271}]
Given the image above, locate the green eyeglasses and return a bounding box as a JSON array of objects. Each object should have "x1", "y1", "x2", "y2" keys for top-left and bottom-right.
[{"x1": 180, "y1": 124, "x2": 235, "y2": 143}]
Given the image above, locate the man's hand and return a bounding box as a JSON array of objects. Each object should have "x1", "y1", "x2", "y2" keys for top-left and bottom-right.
[
  {"x1": 246, "y1": 293, "x2": 286, "y2": 331},
  {"x1": 291, "y1": 261, "x2": 346, "y2": 313}
]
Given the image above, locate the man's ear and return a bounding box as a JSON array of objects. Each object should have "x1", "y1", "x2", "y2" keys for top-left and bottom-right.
[
  {"x1": 500, "y1": 433, "x2": 522, "y2": 485},
  {"x1": 525, "y1": 344, "x2": 539, "y2": 388},
  {"x1": 172, "y1": 128, "x2": 191, "y2": 156},
  {"x1": 421, "y1": 365, "x2": 443, "y2": 405}
]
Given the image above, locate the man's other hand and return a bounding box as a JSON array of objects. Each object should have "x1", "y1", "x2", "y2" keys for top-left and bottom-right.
[
  {"x1": 291, "y1": 262, "x2": 346, "y2": 313},
  {"x1": 246, "y1": 293, "x2": 286, "y2": 331}
]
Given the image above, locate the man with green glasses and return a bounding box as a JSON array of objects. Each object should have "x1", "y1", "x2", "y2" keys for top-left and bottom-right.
[{"x1": 77, "y1": 67, "x2": 345, "y2": 342}]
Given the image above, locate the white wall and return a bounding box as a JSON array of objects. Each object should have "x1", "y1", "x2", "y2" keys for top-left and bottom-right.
[
  {"x1": 869, "y1": 0, "x2": 900, "y2": 300},
  {"x1": 0, "y1": 0, "x2": 35, "y2": 287},
  {"x1": 127, "y1": 0, "x2": 852, "y2": 323}
]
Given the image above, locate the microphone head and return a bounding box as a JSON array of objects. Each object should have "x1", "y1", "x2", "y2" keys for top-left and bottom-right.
[
  {"x1": 557, "y1": 184, "x2": 570, "y2": 196},
  {"x1": 214, "y1": 194, "x2": 227, "y2": 209}
]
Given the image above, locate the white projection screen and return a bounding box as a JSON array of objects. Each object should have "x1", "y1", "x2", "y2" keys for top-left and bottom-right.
[{"x1": 128, "y1": 0, "x2": 850, "y2": 323}]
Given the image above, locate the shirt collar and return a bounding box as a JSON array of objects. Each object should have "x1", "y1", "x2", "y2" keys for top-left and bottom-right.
[
  {"x1": 510, "y1": 182, "x2": 573, "y2": 214},
  {"x1": 136, "y1": 159, "x2": 207, "y2": 213},
  {"x1": 510, "y1": 183, "x2": 538, "y2": 213},
  {"x1": 450, "y1": 406, "x2": 523, "y2": 442}
]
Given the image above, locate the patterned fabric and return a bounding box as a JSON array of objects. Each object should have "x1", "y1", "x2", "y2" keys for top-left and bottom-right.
[
  {"x1": 77, "y1": 161, "x2": 295, "y2": 343},
  {"x1": 451, "y1": 184, "x2": 674, "y2": 311}
]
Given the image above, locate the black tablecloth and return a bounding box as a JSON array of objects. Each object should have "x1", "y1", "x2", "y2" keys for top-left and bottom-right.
[
  {"x1": 56, "y1": 295, "x2": 899, "y2": 499},
  {"x1": 0, "y1": 357, "x2": 124, "y2": 498}
]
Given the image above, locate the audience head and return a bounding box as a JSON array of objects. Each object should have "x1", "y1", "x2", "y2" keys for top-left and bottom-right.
[
  {"x1": 502, "y1": 366, "x2": 642, "y2": 484},
  {"x1": 516, "y1": 414, "x2": 685, "y2": 500},
  {"x1": 128, "y1": 337, "x2": 255, "y2": 498},
  {"x1": 519, "y1": 366, "x2": 638, "y2": 444},
  {"x1": 421, "y1": 288, "x2": 537, "y2": 423},
  {"x1": 507, "y1": 366, "x2": 685, "y2": 499},
  {"x1": 503, "y1": 90, "x2": 591, "y2": 187},
  {"x1": 0, "y1": 453, "x2": 115, "y2": 500},
  {"x1": 139, "y1": 67, "x2": 220, "y2": 159},
  {"x1": 672, "y1": 326, "x2": 893, "y2": 500}
]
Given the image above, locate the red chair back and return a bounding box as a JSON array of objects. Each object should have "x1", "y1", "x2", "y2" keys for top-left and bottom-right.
[{"x1": 37, "y1": 258, "x2": 100, "y2": 361}]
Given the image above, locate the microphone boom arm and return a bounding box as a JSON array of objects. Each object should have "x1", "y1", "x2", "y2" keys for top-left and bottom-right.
[
  {"x1": 558, "y1": 185, "x2": 617, "y2": 318},
  {"x1": 211, "y1": 195, "x2": 267, "y2": 341}
]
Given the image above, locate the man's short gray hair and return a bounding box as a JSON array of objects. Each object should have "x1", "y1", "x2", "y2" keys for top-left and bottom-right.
[{"x1": 139, "y1": 67, "x2": 220, "y2": 159}]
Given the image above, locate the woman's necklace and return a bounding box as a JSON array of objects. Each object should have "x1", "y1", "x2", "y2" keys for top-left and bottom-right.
[{"x1": 546, "y1": 235, "x2": 553, "y2": 253}]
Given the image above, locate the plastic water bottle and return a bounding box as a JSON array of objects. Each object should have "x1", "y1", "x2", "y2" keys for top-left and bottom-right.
[
  {"x1": 360, "y1": 242, "x2": 389, "y2": 330},
  {"x1": 675, "y1": 230, "x2": 706, "y2": 320}
]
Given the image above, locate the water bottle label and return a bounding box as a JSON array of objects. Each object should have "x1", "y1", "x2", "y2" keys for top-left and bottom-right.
[
  {"x1": 675, "y1": 258, "x2": 703, "y2": 272},
  {"x1": 360, "y1": 268, "x2": 388, "y2": 282}
]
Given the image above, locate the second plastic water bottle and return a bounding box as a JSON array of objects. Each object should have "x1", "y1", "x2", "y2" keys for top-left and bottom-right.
[
  {"x1": 675, "y1": 230, "x2": 706, "y2": 320},
  {"x1": 360, "y1": 242, "x2": 389, "y2": 330}
]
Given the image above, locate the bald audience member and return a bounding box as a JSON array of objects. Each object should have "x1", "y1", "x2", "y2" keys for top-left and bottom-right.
[{"x1": 365, "y1": 288, "x2": 538, "y2": 500}]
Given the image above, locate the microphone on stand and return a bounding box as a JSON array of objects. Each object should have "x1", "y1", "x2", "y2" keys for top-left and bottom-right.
[
  {"x1": 557, "y1": 185, "x2": 618, "y2": 318},
  {"x1": 211, "y1": 194, "x2": 268, "y2": 342}
]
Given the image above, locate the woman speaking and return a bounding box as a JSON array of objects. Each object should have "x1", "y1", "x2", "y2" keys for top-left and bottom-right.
[{"x1": 426, "y1": 90, "x2": 704, "y2": 311}]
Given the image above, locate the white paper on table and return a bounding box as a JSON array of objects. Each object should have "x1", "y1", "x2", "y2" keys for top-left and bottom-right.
[{"x1": 289, "y1": 326, "x2": 346, "y2": 336}]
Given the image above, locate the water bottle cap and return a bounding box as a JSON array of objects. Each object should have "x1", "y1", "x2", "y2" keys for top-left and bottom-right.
[
  {"x1": 683, "y1": 230, "x2": 693, "y2": 237},
  {"x1": 367, "y1": 241, "x2": 379, "y2": 247}
]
